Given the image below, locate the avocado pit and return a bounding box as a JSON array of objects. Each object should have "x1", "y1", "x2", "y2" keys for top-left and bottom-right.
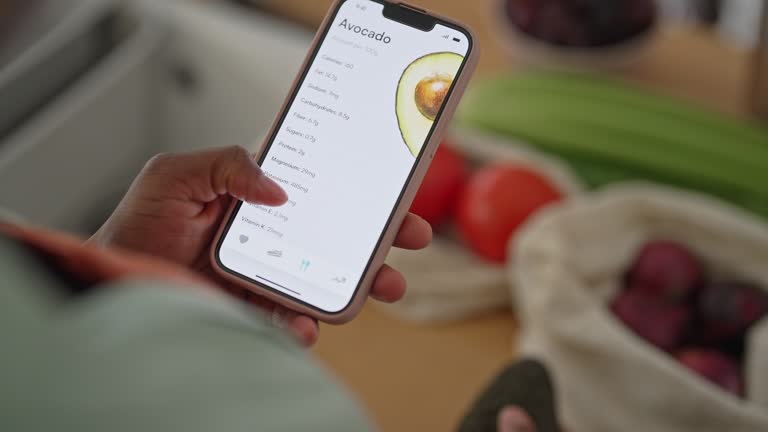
[{"x1": 414, "y1": 74, "x2": 452, "y2": 121}]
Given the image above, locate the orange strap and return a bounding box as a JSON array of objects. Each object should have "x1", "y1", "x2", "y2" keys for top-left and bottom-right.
[{"x1": 0, "y1": 222, "x2": 211, "y2": 290}]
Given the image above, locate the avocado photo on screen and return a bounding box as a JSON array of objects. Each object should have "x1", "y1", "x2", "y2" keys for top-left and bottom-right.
[{"x1": 396, "y1": 52, "x2": 463, "y2": 157}]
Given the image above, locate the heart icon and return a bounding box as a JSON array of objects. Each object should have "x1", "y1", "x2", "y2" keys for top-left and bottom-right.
[{"x1": 239, "y1": 235, "x2": 249, "y2": 244}]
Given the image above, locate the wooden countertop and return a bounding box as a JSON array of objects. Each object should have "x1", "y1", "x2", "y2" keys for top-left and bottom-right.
[{"x1": 257, "y1": 1, "x2": 755, "y2": 430}]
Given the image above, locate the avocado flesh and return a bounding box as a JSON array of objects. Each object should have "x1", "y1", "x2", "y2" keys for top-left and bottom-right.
[{"x1": 396, "y1": 52, "x2": 463, "y2": 157}]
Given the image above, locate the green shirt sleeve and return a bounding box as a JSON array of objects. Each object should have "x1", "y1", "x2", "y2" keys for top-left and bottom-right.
[{"x1": 0, "y1": 236, "x2": 373, "y2": 432}]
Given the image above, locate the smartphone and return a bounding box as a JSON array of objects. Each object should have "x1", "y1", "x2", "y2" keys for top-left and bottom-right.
[{"x1": 210, "y1": 0, "x2": 479, "y2": 323}]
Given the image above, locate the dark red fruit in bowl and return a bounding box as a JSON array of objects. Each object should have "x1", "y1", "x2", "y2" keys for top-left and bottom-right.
[
  {"x1": 611, "y1": 289, "x2": 692, "y2": 352},
  {"x1": 675, "y1": 348, "x2": 744, "y2": 396},
  {"x1": 627, "y1": 241, "x2": 703, "y2": 302},
  {"x1": 697, "y1": 281, "x2": 768, "y2": 344},
  {"x1": 505, "y1": 0, "x2": 657, "y2": 47}
]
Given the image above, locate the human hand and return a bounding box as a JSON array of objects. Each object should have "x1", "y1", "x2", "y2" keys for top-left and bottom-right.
[
  {"x1": 497, "y1": 407, "x2": 537, "y2": 432},
  {"x1": 89, "y1": 146, "x2": 432, "y2": 345}
]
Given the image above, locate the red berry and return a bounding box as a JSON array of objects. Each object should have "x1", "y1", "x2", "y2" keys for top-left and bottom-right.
[
  {"x1": 676, "y1": 348, "x2": 744, "y2": 396},
  {"x1": 628, "y1": 241, "x2": 703, "y2": 302},
  {"x1": 697, "y1": 281, "x2": 768, "y2": 344},
  {"x1": 611, "y1": 289, "x2": 692, "y2": 352}
]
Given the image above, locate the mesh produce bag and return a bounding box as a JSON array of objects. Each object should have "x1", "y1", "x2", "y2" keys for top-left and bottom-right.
[{"x1": 513, "y1": 184, "x2": 768, "y2": 432}]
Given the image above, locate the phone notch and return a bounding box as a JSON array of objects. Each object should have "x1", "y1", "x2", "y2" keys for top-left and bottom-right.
[{"x1": 381, "y1": 2, "x2": 436, "y2": 32}]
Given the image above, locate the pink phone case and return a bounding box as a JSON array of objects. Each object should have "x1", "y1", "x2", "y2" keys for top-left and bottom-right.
[{"x1": 210, "y1": 0, "x2": 480, "y2": 324}]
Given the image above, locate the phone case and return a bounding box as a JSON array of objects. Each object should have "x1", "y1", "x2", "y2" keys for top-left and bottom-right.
[{"x1": 210, "y1": 0, "x2": 480, "y2": 324}]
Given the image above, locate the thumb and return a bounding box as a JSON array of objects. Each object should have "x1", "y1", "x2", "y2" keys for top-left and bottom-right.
[
  {"x1": 142, "y1": 146, "x2": 288, "y2": 206},
  {"x1": 497, "y1": 406, "x2": 536, "y2": 432}
]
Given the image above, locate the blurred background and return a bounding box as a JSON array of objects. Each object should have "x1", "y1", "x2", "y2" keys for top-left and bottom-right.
[{"x1": 1, "y1": 0, "x2": 767, "y2": 430}]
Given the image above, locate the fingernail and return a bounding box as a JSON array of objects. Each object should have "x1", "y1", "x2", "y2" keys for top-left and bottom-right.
[{"x1": 260, "y1": 175, "x2": 288, "y2": 202}]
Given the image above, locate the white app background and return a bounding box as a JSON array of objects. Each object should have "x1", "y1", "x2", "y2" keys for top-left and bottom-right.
[{"x1": 219, "y1": 1, "x2": 470, "y2": 312}]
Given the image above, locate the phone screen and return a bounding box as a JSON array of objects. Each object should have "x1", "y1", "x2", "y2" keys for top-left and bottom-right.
[{"x1": 216, "y1": 0, "x2": 472, "y2": 313}]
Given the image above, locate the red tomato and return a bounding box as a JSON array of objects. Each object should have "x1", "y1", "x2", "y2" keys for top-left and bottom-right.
[
  {"x1": 410, "y1": 142, "x2": 468, "y2": 228},
  {"x1": 456, "y1": 164, "x2": 562, "y2": 263}
]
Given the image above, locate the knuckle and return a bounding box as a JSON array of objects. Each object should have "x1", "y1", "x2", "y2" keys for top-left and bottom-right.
[
  {"x1": 224, "y1": 145, "x2": 262, "y2": 178},
  {"x1": 223, "y1": 145, "x2": 251, "y2": 164},
  {"x1": 213, "y1": 146, "x2": 260, "y2": 195},
  {"x1": 144, "y1": 152, "x2": 175, "y2": 172}
]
